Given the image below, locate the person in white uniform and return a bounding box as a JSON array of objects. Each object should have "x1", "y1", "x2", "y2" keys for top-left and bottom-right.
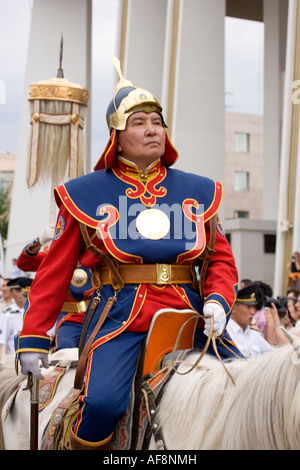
[
  {"x1": 0, "y1": 277, "x2": 32, "y2": 360},
  {"x1": 227, "y1": 283, "x2": 273, "y2": 358}
]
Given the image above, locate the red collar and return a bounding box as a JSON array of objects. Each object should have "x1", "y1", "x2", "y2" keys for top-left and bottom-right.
[{"x1": 116, "y1": 157, "x2": 162, "y2": 179}]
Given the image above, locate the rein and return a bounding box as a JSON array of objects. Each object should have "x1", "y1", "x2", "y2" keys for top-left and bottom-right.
[
  {"x1": 143, "y1": 318, "x2": 237, "y2": 451},
  {"x1": 170, "y1": 316, "x2": 236, "y2": 385}
]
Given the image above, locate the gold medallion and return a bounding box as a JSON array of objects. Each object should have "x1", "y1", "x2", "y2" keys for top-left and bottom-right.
[
  {"x1": 71, "y1": 268, "x2": 88, "y2": 287},
  {"x1": 136, "y1": 208, "x2": 170, "y2": 240}
]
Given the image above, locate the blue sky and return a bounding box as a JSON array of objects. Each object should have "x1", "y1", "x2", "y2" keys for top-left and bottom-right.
[
  {"x1": 0, "y1": 0, "x2": 264, "y2": 167},
  {"x1": 0, "y1": 0, "x2": 32, "y2": 153}
]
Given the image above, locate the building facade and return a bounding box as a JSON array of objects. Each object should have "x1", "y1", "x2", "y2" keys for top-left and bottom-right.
[
  {"x1": 0, "y1": 152, "x2": 15, "y2": 194},
  {"x1": 225, "y1": 112, "x2": 263, "y2": 220}
]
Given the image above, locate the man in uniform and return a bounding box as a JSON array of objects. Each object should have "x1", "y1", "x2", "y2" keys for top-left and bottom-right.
[
  {"x1": 0, "y1": 278, "x2": 14, "y2": 363},
  {"x1": 0, "y1": 277, "x2": 32, "y2": 360},
  {"x1": 227, "y1": 283, "x2": 273, "y2": 358},
  {"x1": 16, "y1": 62, "x2": 239, "y2": 450}
]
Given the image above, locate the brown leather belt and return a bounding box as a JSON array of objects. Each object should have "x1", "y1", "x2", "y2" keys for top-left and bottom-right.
[
  {"x1": 99, "y1": 264, "x2": 193, "y2": 286},
  {"x1": 62, "y1": 300, "x2": 90, "y2": 313}
]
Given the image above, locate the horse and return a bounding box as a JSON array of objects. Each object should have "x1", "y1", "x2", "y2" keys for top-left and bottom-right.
[
  {"x1": 1, "y1": 332, "x2": 300, "y2": 450},
  {"x1": 151, "y1": 334, "x2": 300, "y2": 450},
  {"x1": 0, "y1": 348, "x2": 78, "y2": 450}
]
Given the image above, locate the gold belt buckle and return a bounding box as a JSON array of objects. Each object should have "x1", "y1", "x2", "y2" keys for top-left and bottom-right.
[
  {"x1": 156, "y1": 264, "x2": 171, "y2": 284},
  {"x1": 77, "y1": 301, "x2": 87, "y2": 313}
]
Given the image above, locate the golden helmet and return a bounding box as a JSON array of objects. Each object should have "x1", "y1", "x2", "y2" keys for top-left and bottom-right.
[
  {"x1": 94, "y1": 58, "x2": 178, "y2": 171},
  {"x1": 106, "y1": 57, "x2": 165, "y2": 133}
]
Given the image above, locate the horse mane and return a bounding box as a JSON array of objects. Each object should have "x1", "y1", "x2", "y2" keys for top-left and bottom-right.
[
  {"x1": 217, "y1": 344, "x2": 300, "y2": 450},
  {"x1": 155, "y1": 344, "x2": 300, "y2": 450}
]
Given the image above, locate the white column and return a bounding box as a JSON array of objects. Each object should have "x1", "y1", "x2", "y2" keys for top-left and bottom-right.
[
  {"x1": 263, "y1": 0, "x2": 283, "y2": 221},
  {"x1": 293, "y1": 116, "x2": 300, "y2": 251},
  {"x1": 172, "y1": 0, "x2": 226, "y2": 185},
  {"x1": 122, "y1": 0, "x2": 169, "y2": 101},
  {"x1": 123, "y1": 0, "x2": 226, "y2": 184},
  {"x1": 5, "y1": 0, "x2": 92, "y2": 276},
  {"x1": 273, "y1": 0, "x2": 297, "y2": 295}
]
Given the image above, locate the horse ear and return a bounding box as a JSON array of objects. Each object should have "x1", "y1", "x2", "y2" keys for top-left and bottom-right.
[{"x1": 280, "y1": 326, "x2": 300, "y2": 348}]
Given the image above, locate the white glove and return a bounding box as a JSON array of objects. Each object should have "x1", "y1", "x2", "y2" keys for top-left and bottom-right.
[
  {"x1": 19, "y1": 352, "x2": 49, "y2": 380},
  {"x1": 38, "y1": 224, "x2": 55, "y2": 245},
  {"x1": 203, "y1": 302, "x2": 226, "y2": 338}
]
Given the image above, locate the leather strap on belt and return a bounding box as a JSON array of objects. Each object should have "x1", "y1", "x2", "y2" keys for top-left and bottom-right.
[
  {"x1": 199, "y1": 215, "x2": 216, "y2": 298},
  {"x1": 79, "y1": 223, "x2": 124, "y2": 290},
  {"x1": 74, "y1": 294, "x2": 116, "y2": 390},
  {"x1": 99, "y1": 264, "x2": 193, "y2": 285},
  {"x1": 62, "y1": 300, "x2": 90, "y2": 313}
]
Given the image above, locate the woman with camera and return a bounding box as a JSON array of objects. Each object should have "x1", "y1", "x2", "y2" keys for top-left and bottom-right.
[{"x1": 265, "y1": 290, "x2": 300, "y2": 345}]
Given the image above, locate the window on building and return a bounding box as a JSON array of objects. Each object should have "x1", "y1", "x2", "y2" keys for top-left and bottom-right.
[
  {"x1": 225, "y1": 233, "x2": 231, "y2": 245},
  {"x1": 234, "y1": 210, "x2": 249, "y2": 219},
  {"x1": 264, "y1": 234, "x2": 276, "y2": 253},
  {"x1": 234, "y1": 132, "x2": 249, "y2": 152},
  {"x1": 234, "y1": 171, "x2": 249, "y2": 191}
]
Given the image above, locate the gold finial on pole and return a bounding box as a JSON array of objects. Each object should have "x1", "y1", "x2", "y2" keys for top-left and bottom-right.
[{"x1": 57, "y1": 34, "x2": 64, "y2": 78}]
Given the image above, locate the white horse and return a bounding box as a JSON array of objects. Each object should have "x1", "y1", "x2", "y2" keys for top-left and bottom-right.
[
  {"x1": 0, "y1": 348, "x2": 78, "y2": 450},
  {"x1": 1, "y1": 334, "x2": 300, "y2": 450},
  {"x1": 152, "y1": 334, "x2": 300, "y2": 450}
]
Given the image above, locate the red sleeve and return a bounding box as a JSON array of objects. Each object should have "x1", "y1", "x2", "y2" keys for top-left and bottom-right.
[
  {"x1": 203, "y1": 217, "x2": 238, "y2": 316},
  {"x1": 19, "y1": 205, "x2": 84, "y2": 341},
  {"x1": 17, "y1": 251, "x2": 46, "y2": 272}
]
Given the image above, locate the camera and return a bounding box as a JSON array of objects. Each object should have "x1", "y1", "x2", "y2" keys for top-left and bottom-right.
[{"x1": 265, "y1": 296, "x2": 287, "y2": 316}]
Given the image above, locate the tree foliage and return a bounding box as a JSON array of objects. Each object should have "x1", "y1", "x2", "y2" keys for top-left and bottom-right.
[{"x1": 0, "y1": 186, "x2": 11, "y2": 241}]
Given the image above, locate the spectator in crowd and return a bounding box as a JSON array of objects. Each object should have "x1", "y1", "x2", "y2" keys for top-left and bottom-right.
[
  {"x1": 252, "y1": 280, "x2": 273, "y2": 339},
  {"x1": 239, "y1": 278, "x2": 252, "y2": 289},
  {"x1": 227, "y1": 283, "x2": 273, "y2": 358},
  {"x1": 287, "y1": 252, "x2": 300, "y2": 273},
  {"x1": 0, "y1": 278, "x2": 14, "y2": 313},
  {"x1": 0, "y1": 277, "x2": 32, "y2": 362}
]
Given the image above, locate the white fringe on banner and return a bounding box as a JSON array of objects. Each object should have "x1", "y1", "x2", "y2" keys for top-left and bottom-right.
[{"x1": 27, "y1": 99, "x2": 87, "y2": 188}]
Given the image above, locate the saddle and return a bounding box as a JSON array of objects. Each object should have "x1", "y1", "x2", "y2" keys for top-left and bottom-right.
[{"x1": 41, "y1": 308, "x2": 198, "y2": 450}]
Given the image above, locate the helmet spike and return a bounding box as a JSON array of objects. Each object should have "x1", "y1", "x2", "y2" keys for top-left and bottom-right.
[
  {"x1": 112, "y1": 57, "x2": 135, "y2": 92},
  {"x1": 113, "y1": 56, "x2": 124, "y2": 80}
]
